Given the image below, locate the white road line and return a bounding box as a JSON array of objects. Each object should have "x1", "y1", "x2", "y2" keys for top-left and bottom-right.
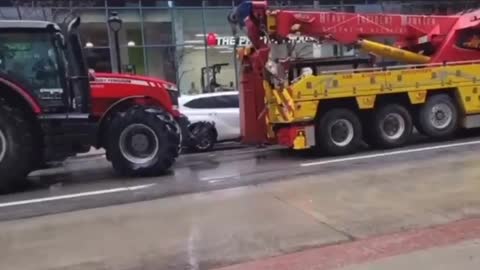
[
  {"x1": 0, "y1": 183, "x2": 156, "y2": 208},
  {"x1": 301, "y1": 140, "x2": 480, "y2": 167},
  {"x1": 200, "y1": 174, "x2": 238, "y2": 182}
]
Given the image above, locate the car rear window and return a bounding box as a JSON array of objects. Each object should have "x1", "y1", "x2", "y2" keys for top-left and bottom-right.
[{"x1": 184, "y1": 94, "x2": 239, "y2": 109}]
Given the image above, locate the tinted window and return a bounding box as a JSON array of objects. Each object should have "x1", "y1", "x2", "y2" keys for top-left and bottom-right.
[
  {"x1": 222, "y1": 94, "x2": 239, "y2": 108},
  {"x1": 184, "y1": 94, "x2": 239, "y2": 109},
  {"x1": 0, "y1": 31, "x2": 62, "y2": 98},
  {"x1": 184, "y1": 97, "x2": 215, "y2": 109}
]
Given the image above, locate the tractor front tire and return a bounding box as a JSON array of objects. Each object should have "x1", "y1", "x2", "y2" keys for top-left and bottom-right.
[
  {"x1": 106, "y1": 106, "x2": 181, "y2": 177},
  {"x1": 0, "y1": 99, "x2": 35, "y2": 193}
]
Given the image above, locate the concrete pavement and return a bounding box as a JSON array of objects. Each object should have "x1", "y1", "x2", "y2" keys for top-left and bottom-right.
[
  {"x1": 340, "y1": 239, "x2": 480, "y2": 270},
  {"x1": 0, "y1": 186, "x2": 349, "y2": 270},
  {"x1": 2, "y1": 139, "x2": 480, "y2": 270},
  {"x1": 218, "y1": 218, "x2": 480, "y2": 270}
]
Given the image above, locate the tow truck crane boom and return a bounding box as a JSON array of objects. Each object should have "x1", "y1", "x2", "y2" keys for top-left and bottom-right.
[{"x1": 230, "y1": 1, "x2": 480, "y2": 63}]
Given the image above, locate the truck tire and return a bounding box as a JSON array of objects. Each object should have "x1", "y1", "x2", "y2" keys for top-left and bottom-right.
[
  {"x1": 106, "y1": 106, "x2": 181, "y2": 176},
  {"x1": 0, "y1": 99, "x2": 35, "y2": 193},
  {"x1": 417, "y1": 94, "x2": 459, "y2": 139},
  {"x1": 364, "y1": 104, "x2": 413, "y2": 149},
  {"x1": 316, "y1": 108, "x2": 362, "y2": 156}
]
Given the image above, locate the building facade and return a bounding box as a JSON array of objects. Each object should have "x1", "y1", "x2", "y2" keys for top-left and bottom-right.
[{"x1": 1, "y1": 0, "x2": 479, "y2": 94}]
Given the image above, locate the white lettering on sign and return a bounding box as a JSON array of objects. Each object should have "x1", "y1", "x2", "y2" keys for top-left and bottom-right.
[
  {"x1": 40, "y1": 88, "x2": 63, "y2": 94},
  {"x1": 93, "y1": 77, "x2": 150, "y2": 86},
  {"x1": 210, "y1": 35, "x2": 317, "y2": 47},
  {"x1": 216, "y1": 36, "x2": 252, "y2": 46}
]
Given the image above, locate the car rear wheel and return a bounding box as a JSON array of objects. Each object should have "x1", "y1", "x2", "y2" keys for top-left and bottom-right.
[{"x1": 189, "y1": 121, "x2": 217, "y2": 152}]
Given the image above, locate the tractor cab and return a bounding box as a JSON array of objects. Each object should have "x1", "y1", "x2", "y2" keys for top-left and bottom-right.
[{"x1": 0, "y1": 18, "x2": 90, "y2": 116}]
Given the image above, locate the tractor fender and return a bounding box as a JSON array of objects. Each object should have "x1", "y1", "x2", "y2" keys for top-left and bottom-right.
[
  {"x1": 96, "y1": 95, "x2": 168, "y2": 147},
  {"x1": 0, "y1": 77, "x2": 41, "y2": 114}
]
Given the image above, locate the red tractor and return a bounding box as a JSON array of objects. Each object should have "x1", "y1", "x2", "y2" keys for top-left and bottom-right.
[{"x1": 0, "y1": 18, "x2": 211, "y2": 193}]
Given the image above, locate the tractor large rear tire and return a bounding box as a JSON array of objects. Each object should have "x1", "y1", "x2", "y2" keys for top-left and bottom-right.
[
  {"x1": 106, "y1": 106, "x2": 181, "y2": 177},
  {"x1": 0, "y1": 99, "x2": 35, "y2": 193}
]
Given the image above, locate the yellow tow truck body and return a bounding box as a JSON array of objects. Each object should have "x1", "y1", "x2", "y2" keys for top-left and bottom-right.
[{"x1": 264, "y1": 60, "x2": 480, "y2": 150}]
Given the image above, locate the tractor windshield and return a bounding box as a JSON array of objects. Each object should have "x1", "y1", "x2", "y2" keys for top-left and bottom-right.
[{"x1": 0, "y1": 30, "x2": 65, "y2": 105}]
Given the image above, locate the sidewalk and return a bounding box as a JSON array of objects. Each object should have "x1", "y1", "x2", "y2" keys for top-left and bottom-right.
[
  {"x1": 340, "y1": 239, "x2": 480, "y2": 270},
  {"x1": 2, "y1": 149, "x2": 480, "y2": 270},
  {"x1": 216, "y1": 218, "x2": 480, "y2": 270}
]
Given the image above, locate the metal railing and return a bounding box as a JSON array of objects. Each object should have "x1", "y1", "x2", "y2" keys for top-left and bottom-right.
[{"x1": 316, "y1": 59, "x2": 480, "y2": 75}]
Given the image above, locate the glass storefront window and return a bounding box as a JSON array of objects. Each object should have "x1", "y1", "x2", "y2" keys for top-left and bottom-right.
[
  {"x1": 141, "y1": 0, "x2": 173, "y2": 7},
  {"x1": 78, "y1": 10, "x2": 109, "y2": 48},
  {"x1": 143, "y1": 45, "x2": 176, "y2": 82},
  {"x1": 85, "y1": 48, "x2": 112, "y2": 72},
  {"x1": 174, "y1": 0, "x2": 203, "y2": 7},
  {"x1": 175, "y1": 9, "x2": 205, "y2": 46},
  {"x1": 107, "y1": 0, "x2": 140, "y2": 7},
  {"x1": 176, "y1": 45, "x2": 207, "y2": 94},
  {"x1": 76, "y1": 0, "x2": 106, "y2": 7},
  {"x1": 143, "y1": 9, "x2": 174, "y2": 45},
  {"x1": 203, "y1": 8, "x2": 238, "y2": 93},
  {"x1": 108, "y1": 9, "x2": 146, "y2": 74},
  {"x1": 205, "y1": 47, "x2": 237, "y2": 92},
  {"x1": 204, "y1": 0, "x2": 233, "y2": 6}
]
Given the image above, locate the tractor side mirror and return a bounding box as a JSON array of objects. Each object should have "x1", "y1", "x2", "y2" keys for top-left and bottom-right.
[
  {"x1": 88, "y1": 68, "x2": 96, "y2": 81},
  {"x1": 55, "y1": 32, "x2": 66, "y2": 49}
]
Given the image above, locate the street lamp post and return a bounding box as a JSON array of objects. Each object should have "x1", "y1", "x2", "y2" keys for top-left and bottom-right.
[{"x1": 108, "y1": 11, "x2": 122, "y2": 73}]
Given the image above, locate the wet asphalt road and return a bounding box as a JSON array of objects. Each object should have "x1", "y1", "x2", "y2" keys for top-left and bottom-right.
[{"x1": 2, "y1": 131, "x2": 480, "y2": 221}]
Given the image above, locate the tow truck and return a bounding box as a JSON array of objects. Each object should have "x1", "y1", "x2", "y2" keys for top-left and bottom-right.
[{"x1": 229, "y1": 1, "x2": 480, "y2": 155}]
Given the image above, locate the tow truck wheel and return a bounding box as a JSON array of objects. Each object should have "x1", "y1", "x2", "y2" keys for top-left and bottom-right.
[
  {"x1": 107, "y1": 106, "x2": 180, "y2": 176},
  {"x1": 0, "y1": 99, "x2": 35, "y2": 193},
  {"x1": 417, "y1": 94, "x2": 459, "y2": 139},
  {"x1": 316, "y1": 108, "x2": 362, "y2": 156},
  {"x1": 365, "y1": 104, "x2": 413, "y2": 149}
]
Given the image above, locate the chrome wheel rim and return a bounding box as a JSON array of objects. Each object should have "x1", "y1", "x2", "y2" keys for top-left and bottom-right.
[
  {"x1": 380, "y1": 113, "x2": 406, "y2": 140},
  {"x1": 430, "y1": 104, "x2": 453, "y2": 129},
  {"x1": 196, "y1": 137, "x2": 212, "y2": 150},
  {"x1": 329, "y1": 119, "x2": 354, "y2": 147},
  {"x1": 119, "y1": 124, "x2": 159, "y2": 164}
]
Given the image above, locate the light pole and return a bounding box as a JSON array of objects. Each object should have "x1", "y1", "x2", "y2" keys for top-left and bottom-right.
[{"x1": 108, "y1": 11, "x2": 122, "y2": 73}]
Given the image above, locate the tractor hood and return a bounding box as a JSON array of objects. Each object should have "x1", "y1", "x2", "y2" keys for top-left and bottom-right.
[
  {"x1": 90, "y1": 72, "x2": 181, "y2": 118},
  {"x1": 93, "y1": 72, "x2": 179, "y2": 92}
]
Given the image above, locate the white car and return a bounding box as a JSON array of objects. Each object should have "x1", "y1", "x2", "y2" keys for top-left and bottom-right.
[{"x1": 179, "y1": 91, "x2": 240, "y2": 149}]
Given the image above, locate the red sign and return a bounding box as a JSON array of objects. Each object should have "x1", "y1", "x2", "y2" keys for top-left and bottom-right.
[{"x1": 206, "y1": 32, "x2": 218, "y2": 46}]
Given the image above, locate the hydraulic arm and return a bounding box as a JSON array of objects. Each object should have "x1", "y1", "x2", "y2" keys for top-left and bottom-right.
[{"x1": 231, "y1": 1, "x2": 480, "y2": 63}]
